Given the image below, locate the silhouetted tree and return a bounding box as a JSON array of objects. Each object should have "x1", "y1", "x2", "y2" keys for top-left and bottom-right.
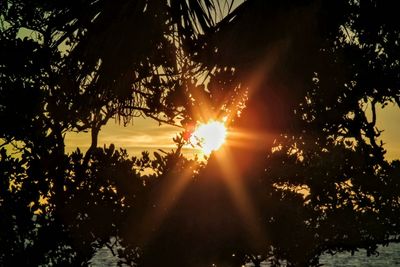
[
  {"x1": 0, "y1": 0, "x2": 204, "y2": 265},
  {"x1": 2, "y1": 0, "x2": 400, "y2": 267},
  {"x1": 171, "y1": 0, "x2": 400, "y2": 266}
]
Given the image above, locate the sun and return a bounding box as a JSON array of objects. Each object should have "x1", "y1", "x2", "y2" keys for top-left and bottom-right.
[{"x1": 190, "y1": 120, "x2": 227, "y2": 155}]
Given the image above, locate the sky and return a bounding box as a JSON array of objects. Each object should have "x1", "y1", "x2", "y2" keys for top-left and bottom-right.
[
  {"x1": 65, "y1": 116, "x2": 202, "y2": 158},
  {"x1": 65, "y1": 102, "x2": 400, "y2": 161},
  {"x1": 376, "y1": 103, "x2": 400, "y2": 160}
]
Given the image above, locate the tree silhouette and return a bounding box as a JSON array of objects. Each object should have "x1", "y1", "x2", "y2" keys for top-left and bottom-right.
[
  {"x1": 0, "y1": 0, "x2": 199, "y2": 265},
  {"x1": 1, "y1": 0, "x2": 400, "y2": 267},
  {"x1": 172, "y1": 0, "x2": 400, "y2": 266}
]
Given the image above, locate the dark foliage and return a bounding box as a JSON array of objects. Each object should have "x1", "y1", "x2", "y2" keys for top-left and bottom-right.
[
  {"x1": 1, "y1": 0, "x2": 400, "y2": 267},
  {"x1": 175, "y1": 0, "x2": 400, "y2": 266}
]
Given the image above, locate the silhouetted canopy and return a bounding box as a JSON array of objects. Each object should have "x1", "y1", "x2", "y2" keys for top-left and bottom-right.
[{"x1": 1, "y1": 0, "x2": 400, "y2": 266}]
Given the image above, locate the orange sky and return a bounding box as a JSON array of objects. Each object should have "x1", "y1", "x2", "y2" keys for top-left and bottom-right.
[
  {"x1": 65, "y1": 103, "x2": 400, "y2": 161},
  {"x1": 65, "y1": 117, "x2": 201, "y2": 158}
]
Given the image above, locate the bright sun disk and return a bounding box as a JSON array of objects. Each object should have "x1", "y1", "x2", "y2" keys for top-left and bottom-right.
[{"x1": 190, "y1": 120, "x2": 227, "y2": 155}]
